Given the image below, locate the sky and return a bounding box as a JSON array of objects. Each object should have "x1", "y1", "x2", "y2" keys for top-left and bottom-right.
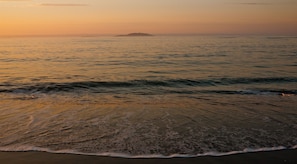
[{"x1": 0, "y1": 0, "x2": 297, "y2": 36}]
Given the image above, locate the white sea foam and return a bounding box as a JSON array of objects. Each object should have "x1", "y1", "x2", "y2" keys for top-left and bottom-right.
[
  {"x1": 26, "y1": 115, "x2": 34, "y2": 127},
  {"x1": 0, "y1": 145, "x2": 295, "y2": 159}
]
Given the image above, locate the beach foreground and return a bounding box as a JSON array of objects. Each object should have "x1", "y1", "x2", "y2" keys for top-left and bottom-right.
[{"x1": 0, "y1": 149, "x2": 296, "y2": 164}]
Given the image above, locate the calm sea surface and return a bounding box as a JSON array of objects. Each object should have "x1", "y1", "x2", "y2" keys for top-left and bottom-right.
[{"x1": 0, "y1": 36, "x2": 296, "y2": 157}]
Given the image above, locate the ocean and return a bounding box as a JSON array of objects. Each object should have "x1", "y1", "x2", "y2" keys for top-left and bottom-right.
[{"x1": 0, "y1": 35, "x2": 296, "y2": 157}]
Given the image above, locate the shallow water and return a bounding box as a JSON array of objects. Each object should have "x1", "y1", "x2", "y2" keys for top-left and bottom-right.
[{"x1": 0, "y1": 35, "x2": 296, "y2": 157}]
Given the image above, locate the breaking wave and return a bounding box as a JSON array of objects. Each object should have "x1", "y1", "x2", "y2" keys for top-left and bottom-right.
[
  {"x1": 0, "y1": 146, "x2": 295, "y2": 158},
  {"x1": 0, "y1": 77, "x2": 296, "y2": 95}
]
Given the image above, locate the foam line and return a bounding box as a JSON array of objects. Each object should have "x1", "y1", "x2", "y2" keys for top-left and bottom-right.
[{"x1": 0, "y1": 146, "x2": 295, "y2": 159}]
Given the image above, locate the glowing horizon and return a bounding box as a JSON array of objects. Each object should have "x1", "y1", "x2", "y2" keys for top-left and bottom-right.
[{"x1": 1, "y1": 0, "x2": 297, "y2": 36}]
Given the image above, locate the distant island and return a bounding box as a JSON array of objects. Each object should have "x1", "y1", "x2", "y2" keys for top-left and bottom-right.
[{"x1": 116, "y1": 33, "x2": 153, "y2": 37}]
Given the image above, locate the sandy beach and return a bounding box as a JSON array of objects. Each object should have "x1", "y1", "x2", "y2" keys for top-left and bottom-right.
[{"x1": 0, "y1": 149, "x2": 296, "y2": 164}]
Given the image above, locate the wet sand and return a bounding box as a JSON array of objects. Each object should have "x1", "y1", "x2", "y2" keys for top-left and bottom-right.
[{"x1": 0, "y1": 149, "x2": 296, "y2": 164}]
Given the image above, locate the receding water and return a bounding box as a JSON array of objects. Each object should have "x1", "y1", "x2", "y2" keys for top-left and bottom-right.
[{"x1": 0, "y1": 35, "x2": 296, "y2": 157}]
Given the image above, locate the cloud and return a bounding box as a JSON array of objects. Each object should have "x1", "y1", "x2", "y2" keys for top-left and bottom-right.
[
  {"x1": 39, "y1": 3, "x2": 88, "y2": 7},
  {"x1": 236, "y1": 3, "x2": 271, "y2": 5},
  {"x1": 0, "y1": 0, "x2": 30, "y2": 1},
  {"x1": 228, "y1": 2, "x2": 272, "y2": 6},
  {"x1": 227, "y1": 0, "x2": 297, "y2": 6}
]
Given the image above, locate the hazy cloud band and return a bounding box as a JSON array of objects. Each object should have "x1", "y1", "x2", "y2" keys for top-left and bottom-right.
[
  {"x1": 0, "y1": 0, "x2": 30, "y2": 1},
  {"x1": 40, "y1": 3, "x2": 88, "y2": 7}
]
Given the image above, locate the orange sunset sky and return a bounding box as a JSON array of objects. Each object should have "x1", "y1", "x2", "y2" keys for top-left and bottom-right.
[{"x1": 1, "y1": 0, "x2": 297, "y2": 36}]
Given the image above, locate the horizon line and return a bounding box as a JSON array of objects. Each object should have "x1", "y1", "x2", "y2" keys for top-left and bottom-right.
[{"x1": 1, "y1": 33, "x2": 297, "y2": 38}]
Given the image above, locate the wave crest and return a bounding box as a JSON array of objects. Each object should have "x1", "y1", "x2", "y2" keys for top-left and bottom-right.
[{"x1": 0, "y1": 77, "x2": 296, "y2": 95}]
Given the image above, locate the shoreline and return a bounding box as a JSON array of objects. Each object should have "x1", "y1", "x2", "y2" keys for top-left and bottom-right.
[{"x1": 1, "y1": 149, "x2": 296, "y2": 164}]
